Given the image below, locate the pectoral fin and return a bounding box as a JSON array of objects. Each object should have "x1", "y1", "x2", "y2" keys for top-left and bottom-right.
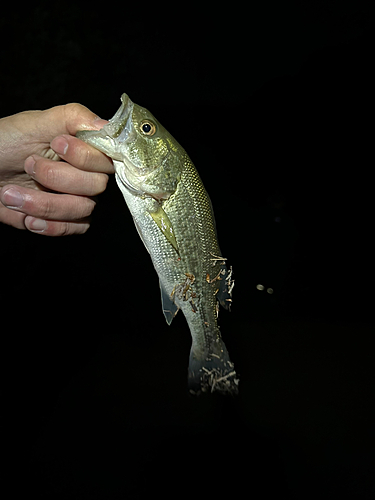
[
  {"x1": 160, "y1": 280, "x2": 179, "y2": 325},
  {"x1": 149, "y1": 205, "x2": 179, "y2": 254}
]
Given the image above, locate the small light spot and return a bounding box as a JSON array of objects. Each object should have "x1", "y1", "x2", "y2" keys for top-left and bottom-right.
[
  {"x1": 256, "y1": 284, "x2": 264, "y2": 291},
  {"x1": 274, "y1": 216, "x2": 281, "y2": 222},
  {"x1": 267, "y1": 288, "x2": 274, "y2": 294}
]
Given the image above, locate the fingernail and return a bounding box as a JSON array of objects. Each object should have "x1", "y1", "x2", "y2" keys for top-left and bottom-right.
[
  {"x1": 25, "y1": 156, "x2": 36, "y2": 176},
  {"x1": 27, "y1": 218, "x2": 47, "y2": 233},
  {"x1": 2, "y1": 187, "x2": 24, "y2": 208},
  {"x1": 93, "y1": 116, "x2": 109, "y2": 129},
  {"x1": 51, "y1": 136, "x2": 69, "y2": 156}
]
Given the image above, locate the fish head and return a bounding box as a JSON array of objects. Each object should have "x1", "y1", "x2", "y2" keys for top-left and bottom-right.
[{"x1": 76, "y1": 93, "x2": 185, "y2": 199}]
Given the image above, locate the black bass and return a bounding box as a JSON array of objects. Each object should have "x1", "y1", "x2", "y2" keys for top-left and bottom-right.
[{"x1": 76, "y1": 94, "x2": 238, "y2": 395}]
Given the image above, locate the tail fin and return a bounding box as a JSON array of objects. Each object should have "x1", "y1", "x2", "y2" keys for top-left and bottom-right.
[{"x1": 188, "y1": 340, "x2": 239, "y2": 395}]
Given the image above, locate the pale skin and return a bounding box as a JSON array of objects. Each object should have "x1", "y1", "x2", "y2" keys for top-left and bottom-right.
[{"x1": 0, "y1": 103, "x2": 114, "y2": 236}]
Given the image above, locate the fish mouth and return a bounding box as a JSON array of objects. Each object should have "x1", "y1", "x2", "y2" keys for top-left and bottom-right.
[
  {"x1": 76, "y1": 93, "x2": 135, "y2": 161},
  {"x1": 105, "y1": 93, "x2": 135, "y2": 143},
  {"x1": 77, "y1": 93, "x2": 150, "y2": 197}
]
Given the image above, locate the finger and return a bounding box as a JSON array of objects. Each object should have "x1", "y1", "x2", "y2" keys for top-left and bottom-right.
[
  {"x1": 25, "y1": 155, "x2": 109, "y2": 196},
  {"x1": 37, "y1": 102, "x2": 109, "y2": 140},
  {"x1": 0, "y1": 205, "x2": 27, "y2": 230},
  {"x1": 60, "y1": 103, "x2": 109, "y2": 136},
  {"x1": 50, "y1": 135, "x2": 114, "y2": 174},
  {"x1": 0, "y1": 185, "x2": 96, "y2": 221},
  {"x1": 24, "y1": 216, "x2": 90, "y2": 236}
]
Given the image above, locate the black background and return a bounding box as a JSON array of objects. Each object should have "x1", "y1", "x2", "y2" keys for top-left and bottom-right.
[{"x1": 1, "y1": 2, "x2": 374, "y2": 498}]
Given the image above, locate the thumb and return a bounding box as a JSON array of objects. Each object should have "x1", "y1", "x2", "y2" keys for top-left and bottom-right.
[{"x1": 42, "y1": 103, "x2": 108, "y2": 138}]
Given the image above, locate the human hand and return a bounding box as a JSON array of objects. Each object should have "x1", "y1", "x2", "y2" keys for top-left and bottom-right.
[{"x1": 0, "y1": 104, "x2": 114, "y2": 236}]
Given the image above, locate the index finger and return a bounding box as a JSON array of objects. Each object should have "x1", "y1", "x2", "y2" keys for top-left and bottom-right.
[{"x1": 50, "y1": 134, "x2": 115, "y2": 174}]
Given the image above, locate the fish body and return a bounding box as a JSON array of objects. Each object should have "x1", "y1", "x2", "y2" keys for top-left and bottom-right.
[{"x1": 77, "y1": 94, "x2": 238, "y2": 394}]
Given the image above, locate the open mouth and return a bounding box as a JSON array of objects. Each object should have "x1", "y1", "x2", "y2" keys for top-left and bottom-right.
[
  {"x1": 103, "y1": 93, "x2": 134, "y2": 141},
  {"x1": 75, "y1": 93, "x2": 135, "y2": 161}
]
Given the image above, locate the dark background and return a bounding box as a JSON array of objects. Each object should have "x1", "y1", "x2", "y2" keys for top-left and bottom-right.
[{"x1": 1, "y1": 2, "x2": 374, "y2": 498}]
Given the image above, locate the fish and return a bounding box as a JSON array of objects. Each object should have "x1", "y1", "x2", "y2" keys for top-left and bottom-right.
[{"x1": 76, "y1": 93, "x2": 238, "y2": 395}]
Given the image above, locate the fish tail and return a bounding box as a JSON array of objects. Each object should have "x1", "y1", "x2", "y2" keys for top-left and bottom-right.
[{"x1": 188, "y1": 337, "x2": 239, "y2": 395}]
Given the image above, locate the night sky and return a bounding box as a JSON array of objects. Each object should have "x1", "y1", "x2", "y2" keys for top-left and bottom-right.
[{"x1": 1, "y1": 3, "x2": 374, "y2": 498}]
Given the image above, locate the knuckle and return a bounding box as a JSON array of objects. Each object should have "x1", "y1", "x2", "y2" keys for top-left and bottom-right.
[
  {"x1": 71, "y1": 141, "x2": 92, "y2": 171},
  {"x1": 56, "y1": 221, "x2": 71, "y2": 237},
  {"x1": 44, "y1": 164, "x2": 59, "y2": 188},
  {"x1": 98, "y1": 173, "x2": 109, "y2": 193},
  {"x1": 82, "y1": 146, "x2": 97, "y2": 172},
  {"x1": 80, "y1": 223, "x2": 90, "y2": 235},
  {"x1": 32, "y1": 159, "x2": 59, "y2": 190},
  {"x1": 74, "y1": 197, "x2": 96, "y2": 219},
  {"x1": 81, "y1": 147, "x2": 91, "y2": 170},
  {"x1": 64, "y1": 102, "x2": 86, "y2": 119},
  {"x1": 90, "y1": 173, "x2": 108, "y2": 195},
  {"x1": 45, "y1": 221, "x2": 71, "y2": 237},
  {"x1": 39, "y1": 195, "x2": 54, "y2": 219},
  {"x1": 57, "y1": 221, "x2": 90, "y2": 236}
]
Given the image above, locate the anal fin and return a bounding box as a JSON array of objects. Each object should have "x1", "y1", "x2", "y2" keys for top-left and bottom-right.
[{"x1": 160, "y1": 280, "x2": 179, "y2": 325}]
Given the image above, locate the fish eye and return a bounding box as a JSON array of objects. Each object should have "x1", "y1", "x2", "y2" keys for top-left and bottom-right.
[{"x1": 140, "y1": 120, "x2": 156, "y2": 136}]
